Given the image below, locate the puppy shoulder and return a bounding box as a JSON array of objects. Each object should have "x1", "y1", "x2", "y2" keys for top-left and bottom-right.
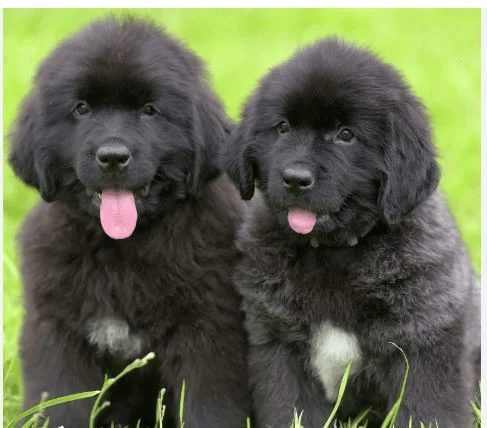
[
  {"x1": 401, "y1": 190, "x2": 469, "y2": 268},
  {"x1": 20, "y1": 202, "x2": 69, "y2": 246},
  {"x1": 19, "y1": 201, "x2": 101, "y2": 271}
]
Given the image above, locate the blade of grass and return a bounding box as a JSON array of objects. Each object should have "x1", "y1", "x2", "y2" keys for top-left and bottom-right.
[
  {"x1": 40, "y1": 417, "x2": 50, "y2": 428},
  {"x1": 471, "y1": 400, "x2": 481, "y2": 419},
  {"x1": 349, "y1": 408, "x2": 371, "y2": 427},
  {"x1": 37, "y1": 414, "x2": 51, "y2": 428},
  {"x1": 3, "y1": 357, "x2": 17, "y2": 385},
  {"x1": 179, "y1": 379, "x2": 186, "y2": 428},
  {"x1": 323, "y1": 360, "x2": 354, "y2": 428},
  {"x1": 20, "y1": 411, "x2": 43, "y2": 428},
  {"x1": 155, "y1": 388, "x2": 166, "y2": 428},
  {"x1": 380, "y1": 343, "x2": 409, "y2": 428},
  {"x1": 92, "y1": 399, "x2": 111, "y2": 421},
  {"x1": 3, "y1": 253, "x2": 20, "y2": 281},
  {"x1": 8, "y1": 391, "x2": 100, "y2": 428},
  {"x1": 20, "y1": 410, "x2": 50, "y2": 428},
  {"x1": 291, "y1": 408, "x2": 304, "y2": 428},
  {"x1": 89, "y1": 352, "x2": 155, "y2": 428}
]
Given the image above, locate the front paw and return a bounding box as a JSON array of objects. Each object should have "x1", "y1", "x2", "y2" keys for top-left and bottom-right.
[{"x1": 86, "y1": 316, "x2": 145, "y2": 360}]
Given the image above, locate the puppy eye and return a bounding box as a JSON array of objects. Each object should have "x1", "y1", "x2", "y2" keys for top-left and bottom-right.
[
  {"x1": 336, "y1": 129, "x2": 355, "y2": 143},
  {"x1": 74, "y1": 102, "x2": 90, "y2": 116},
  {"x1": 277, "y1": 121, "x2": 290, "y2": 134},
  {"x1": 142, "y1": 104, "x2": 157, "y2": 116}
]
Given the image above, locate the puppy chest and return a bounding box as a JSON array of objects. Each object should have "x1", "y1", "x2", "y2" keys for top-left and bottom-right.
[{"x1": 309, "y1": 322, "x2": 361, "y2": 402}]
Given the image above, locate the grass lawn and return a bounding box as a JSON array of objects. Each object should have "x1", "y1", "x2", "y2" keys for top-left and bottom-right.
[{"x1": 3, "y1": 8, "x2": 481, "y2": 427}]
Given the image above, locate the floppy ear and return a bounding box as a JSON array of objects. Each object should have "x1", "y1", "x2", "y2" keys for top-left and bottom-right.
[
  {"x1": 8, "y1": 93, "x2": 61, "y2": 202},
  {"x1": 378, "y1": 99, "x2": 440, "y2": 224},
  {"x1": 224, "y1": 126, "x2": 256, "y2": 201},
  {"x1": 221, "y1": 97, "x2": 259, "y2": 201},
  {"x1": 188, "y1": 84, "x2": 230, "y2": 197}
]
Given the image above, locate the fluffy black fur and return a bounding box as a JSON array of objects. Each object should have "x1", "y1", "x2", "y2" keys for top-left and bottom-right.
[
  {"x1": 223, "y1": 38, "x2": 480, "y2": 428},
  {"x1": 10, "y1": 17, "x2": 250, "y2": 427}
]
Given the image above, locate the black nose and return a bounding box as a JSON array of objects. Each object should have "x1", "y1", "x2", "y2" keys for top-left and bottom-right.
[
  {"x1": 95, "y1": 144, "x2": 131, "y2": 171},
  {"x1": 282, "y1": 167, "x2": 315, "y2": 193}
]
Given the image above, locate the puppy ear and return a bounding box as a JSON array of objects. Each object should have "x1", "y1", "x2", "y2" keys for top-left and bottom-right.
[
  {"x1": 221, "y1": 98, "x2": 258, "y2": 201},
  {"x1": 378, "y1": 99, "x2": 440, "y2": 224},
  {"x1": 224, "y1": 127, "x2": 256, "y2": 201},
  {"x1": 9, "y1": 93, "x2": 60, "y2": 202},
  {"x1": 188, "y1": 85, "x2": 230, "y2": 197}
]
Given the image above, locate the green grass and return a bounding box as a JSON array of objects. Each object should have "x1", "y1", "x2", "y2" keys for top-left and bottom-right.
[
  {"x1": 7, "y1": 353, "x2": 154, "y2": 428},
  {"x1": 8, "y1": 352, "x2": 480, "y2": 428},
  {"x1": 3, "y1": 8, "x2": 481, "y2": 427}
]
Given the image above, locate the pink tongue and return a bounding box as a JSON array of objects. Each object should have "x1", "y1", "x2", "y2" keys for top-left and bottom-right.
[
  {"x1": 288, "y1": 209, "x2": 317, "y2": 234},
  {"x1": 100, "y1": 190, "x2": 137, "y2": 239}
]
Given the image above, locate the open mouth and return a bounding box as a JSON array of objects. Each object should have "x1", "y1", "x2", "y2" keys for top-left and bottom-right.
[
  {"x1": 86, "y1": 183, "x2": 151, "y2": 240},
  {"x1": 86, "y1": 183, "x2": 151, "y2": 206},
  {"x1": 287, "y1": 209, "x2": 337, "y2": 234}
]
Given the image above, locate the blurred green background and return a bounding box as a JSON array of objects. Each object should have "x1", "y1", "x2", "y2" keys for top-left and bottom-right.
[{"x1": 3, "y1": 8, "x2": 481, "y2": 424}]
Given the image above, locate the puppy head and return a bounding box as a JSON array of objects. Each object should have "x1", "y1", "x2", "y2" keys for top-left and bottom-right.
[
  {"x1": 9, "y1": 17, "x2": 228, "y2": 239},
  {"x1": 224, "y1": 38, "x2": 439, "y2": 245}
]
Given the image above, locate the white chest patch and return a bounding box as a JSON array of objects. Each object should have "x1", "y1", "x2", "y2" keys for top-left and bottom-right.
[
  {"x1": 310, "y1": 322, "x2": 361, "y2": 401},
  {"x1": 86, "y1": 316, "x2": 144, "y2": 360}
]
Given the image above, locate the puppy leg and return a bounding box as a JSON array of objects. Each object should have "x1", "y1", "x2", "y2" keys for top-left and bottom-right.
[
  {"x1": 248, "y1": 342, "x2": 332, "y2": 428},
  {"x1": 384, "y1": 348, "x2": 473, "y2": 428},
  {"x1": 21, "y1": 315, "x2": 101, "y2": 427},
  {"x1": 85, "y1": 315, "x2": 159, "y2": 427},
  {"x1": 160, "y1": 324, "x2": 251, "y2": 428}
]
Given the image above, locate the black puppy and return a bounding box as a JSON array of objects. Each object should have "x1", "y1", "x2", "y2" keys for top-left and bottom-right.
[
  {"x1": 223, "y1": 38, "x2": 480, "y2": 428},
  {"x1": 10, "y1": 17, "x2": 249, "y2": 427}
]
